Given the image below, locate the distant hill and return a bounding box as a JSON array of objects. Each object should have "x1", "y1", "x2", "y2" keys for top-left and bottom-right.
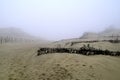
[
  {"x1": 80, "y1": 32, "x2": 99, "y2": 40},
  {"x1": 80, "y1": 27, "x2": 120, "y2": 40},
  {"x1": 51, "y1": 27, "x2": 120, "y2": 49},
  {"x1": 54, "y1": 27, "x2": 120, "y2": 43},
  {"x1": 100, "y1": 27, "x2": 120, "y2": 36},
  {"x1": 0, "y1": 27, "x2": 47, "y2": 44}
]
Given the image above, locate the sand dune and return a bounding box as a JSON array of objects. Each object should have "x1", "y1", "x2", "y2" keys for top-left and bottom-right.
[{"x1": 0, "y1": 43, "x2": 120, "y2": 80}]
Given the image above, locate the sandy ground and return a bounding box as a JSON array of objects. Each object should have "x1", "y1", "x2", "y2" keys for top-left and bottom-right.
[
  {"x1": 52, "y1": 41, "x2": 120, "y2": 51},
  {"x1": 0, "y1": 42, "x2": 120, "y2": 80}
]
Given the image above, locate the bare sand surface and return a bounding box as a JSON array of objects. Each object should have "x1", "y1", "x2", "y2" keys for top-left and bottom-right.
[{"x1": 0, "y1": 43, "x2": 120, "y2": 80}]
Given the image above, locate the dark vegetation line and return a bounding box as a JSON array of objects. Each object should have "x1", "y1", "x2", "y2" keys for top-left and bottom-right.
[
  {"x1": 37, "y1": 44, "x2": 120, "y2": 56},
  {"x1": 67, "y1": 39, "x2": 120, "y2": 46}
]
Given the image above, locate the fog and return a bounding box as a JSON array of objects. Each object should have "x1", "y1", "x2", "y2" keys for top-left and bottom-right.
[{"x1": 0, "y1": 0, "x2": 120, "y2": 40}]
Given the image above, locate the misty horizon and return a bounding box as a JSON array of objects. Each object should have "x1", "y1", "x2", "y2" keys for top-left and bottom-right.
[{"x1": 1, "y1": 0, "x2": 120, "y2": 40}]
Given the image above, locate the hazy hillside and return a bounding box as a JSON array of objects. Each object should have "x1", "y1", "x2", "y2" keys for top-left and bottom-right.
[
  {"x1": 0, "y1": 27, "x2": 47, "y2": 44},
  {"x1": 101, "y1": 27, "x2": 120, "y2": 36},
  {"x1": 54, "y1": 27, "x2": 120, "y2": 43},
  {"x1": 80, "y1": 27, "x2": 120, "y2": 40},
  {"x1": 51, "y1": 27, "x2": 120, "y2": 51}
]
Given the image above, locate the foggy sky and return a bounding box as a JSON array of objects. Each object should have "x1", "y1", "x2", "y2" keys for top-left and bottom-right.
[{"x1": 0, "y1": 0, "x2": 120, "y2": 40}]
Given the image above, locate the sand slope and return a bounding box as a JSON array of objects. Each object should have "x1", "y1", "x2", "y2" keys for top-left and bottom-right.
[{"x1": 0, "y1": 43, "x2": 120, "y2": 80}]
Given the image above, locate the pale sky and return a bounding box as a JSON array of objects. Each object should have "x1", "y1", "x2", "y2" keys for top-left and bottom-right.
[{"x1": 0, "y1": 0, "x2": 120, "y2": 40}]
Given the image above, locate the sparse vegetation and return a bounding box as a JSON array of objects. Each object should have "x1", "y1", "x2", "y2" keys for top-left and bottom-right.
[{"x1": 37, "y1": 44, "x2": 120, "y2": 56}]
